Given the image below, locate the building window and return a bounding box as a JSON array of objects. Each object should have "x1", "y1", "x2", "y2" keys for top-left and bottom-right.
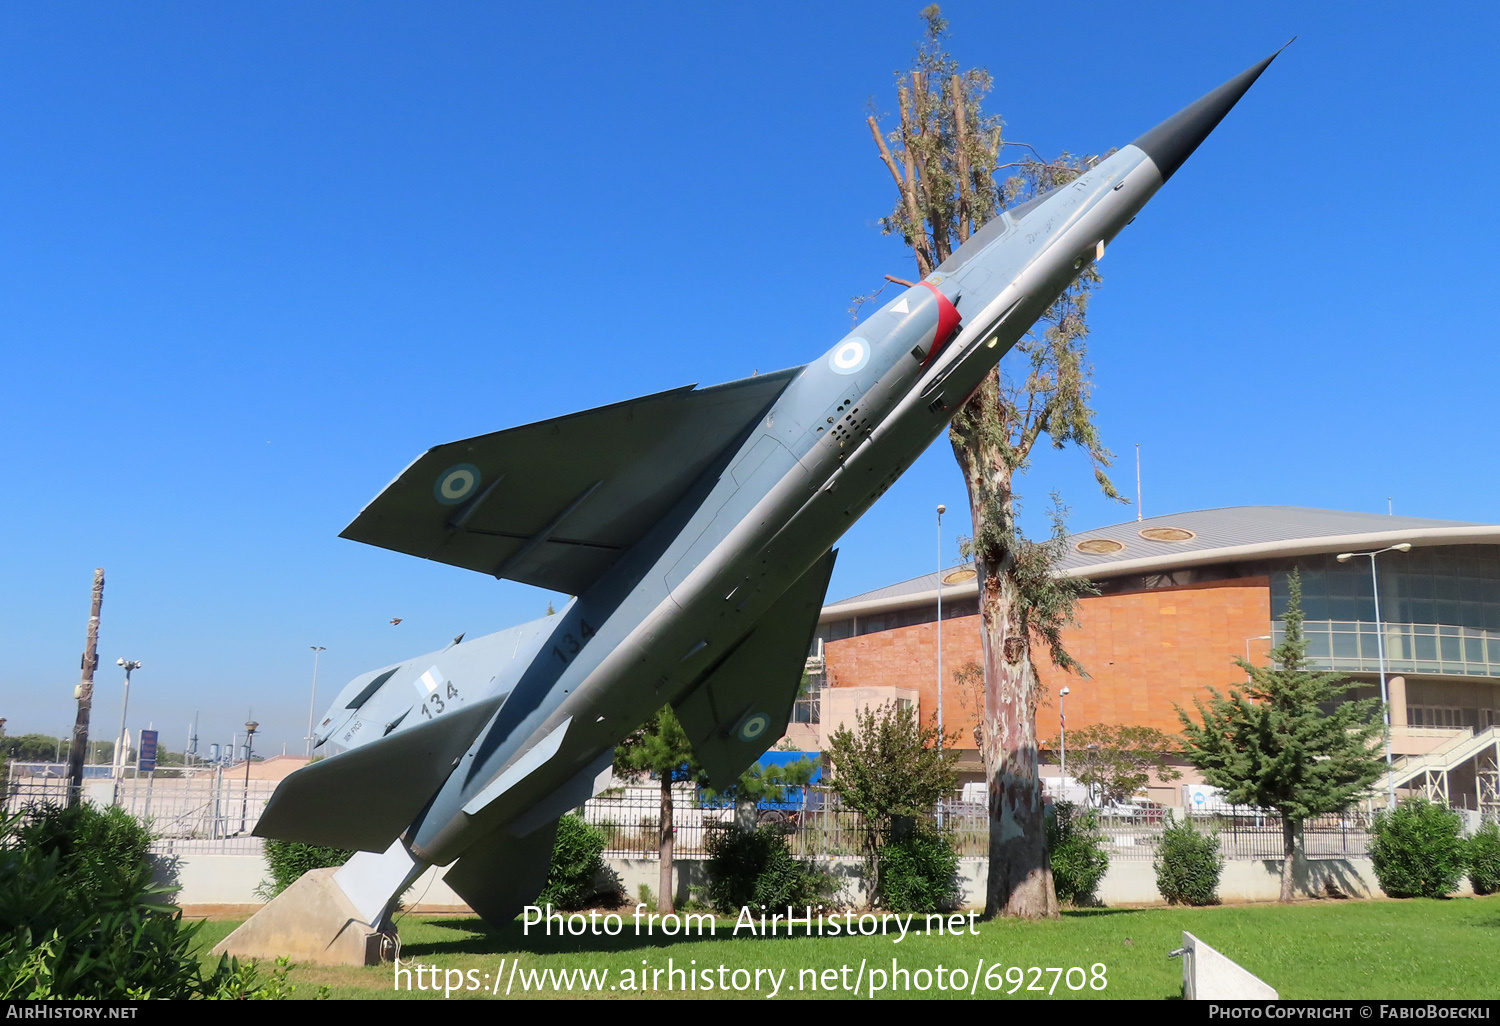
[
  {"x1": 1410, "y1": 706, "x2": 1491, "y2": 729},
  {"x1": 791, "y1": 675, "x2": 822, "y2": 724},
  {"x1": 1410, "y1": 706, "x2": 1461, "y2": 728}
]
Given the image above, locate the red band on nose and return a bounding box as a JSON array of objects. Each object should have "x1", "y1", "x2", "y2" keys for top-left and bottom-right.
[{"x1": 918, "y1": 282, "x2": 962, "y2": 364}]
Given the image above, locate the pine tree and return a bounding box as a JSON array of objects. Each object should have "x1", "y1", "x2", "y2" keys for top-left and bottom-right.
[
  {"x1": 1177, "y1": 571, "x2": 1386, "y2": 901},
  {"x1": 615, "y1": 711, "x2": 822, "y2": 912},
  {"x1": 613, "y1": 706, "x2": 704, "y2": 915},
  {"x1": 703, "y1": 756, "x2": 820, "y2": 830}
]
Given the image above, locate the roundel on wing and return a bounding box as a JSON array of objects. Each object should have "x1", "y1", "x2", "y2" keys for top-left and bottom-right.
[
  {"x1": 434, "y1": 463, "x2": 481, "y2": 505},
  {"x1": 736, "y1": 712, "x2": 771, "y2": 743},
  {"x1": 828, "y1": 337, "x2": 870, "y2": 376}
]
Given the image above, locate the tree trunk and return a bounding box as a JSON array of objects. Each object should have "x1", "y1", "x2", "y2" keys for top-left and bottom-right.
[
  {"x1": 734, "y1": 795, "x2": 756, "y2": 832},
  {"x1": 951, "y1": 373, "x2": 1058, "y2": 920},
  {"x1": 659, "y1": 773, "x2": 675, "y2": 914},
  {"x1": 1280, "y1": 816, "x2": 1299, "y2": 903},
  {"x1": 865, "y1": 825, "x2": 882, "y2": 910},
  {"x1": 978, "y1": 564, "x2": 1057, "y2": 918},
  {"x1": 66, "y1": 569, "x2": 105, "y2": 806}
]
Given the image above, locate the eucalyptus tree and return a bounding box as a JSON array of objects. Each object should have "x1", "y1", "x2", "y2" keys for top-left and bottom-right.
[{"x1": 864, "y1": 6, "x2": 1121, "y2": 918}]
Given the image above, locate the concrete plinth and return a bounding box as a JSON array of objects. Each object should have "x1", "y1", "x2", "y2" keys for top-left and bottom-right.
[
  {"x1": 1176, "y1": 931, "x2": 1277, "y2": 1000},
  {"x1": 210, "y1": 867, "x2": 394, "y2": 967}
]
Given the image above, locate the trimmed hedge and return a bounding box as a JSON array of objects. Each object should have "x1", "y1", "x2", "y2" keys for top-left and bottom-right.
[
  {"x1": 1154, "y1": 812, "x2": 1223, "y2": 906},
  {"x1": 879, "y1": 831, "x2": 959, "y2": 913},
  {"x1": 1369, "y1": 798, "x2": 1467, "y2": 899},
  {"x1": 704, "y1": 825, "x2": 834, "y2": 914},
  {"x1": 1467, "y1": 820, "x2": 1500, "y2": 895},
  {"x1": 538, "y1": 814, "x2": 608, "y2": 910},
  {"x1": 260, "y1": 840, "x2": 353, "y2": 899},
  {"x1": 1046, "y1": 801, "x2": 1109, "y2": 906}
]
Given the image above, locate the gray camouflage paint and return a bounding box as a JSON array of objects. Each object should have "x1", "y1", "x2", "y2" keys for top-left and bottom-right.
[{"x1": 261, "y1": 51, "x2": 1279, "y2": 925}]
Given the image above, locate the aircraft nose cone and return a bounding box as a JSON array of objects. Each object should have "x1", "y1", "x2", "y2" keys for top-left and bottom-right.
[{"x1": 1130, "y1": 46, "x2": 1286, "y2": 182}]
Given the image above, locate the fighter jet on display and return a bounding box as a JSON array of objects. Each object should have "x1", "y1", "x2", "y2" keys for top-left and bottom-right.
[{"x1": 255, "y1": 53, "x2": 1281, "y2": 930}]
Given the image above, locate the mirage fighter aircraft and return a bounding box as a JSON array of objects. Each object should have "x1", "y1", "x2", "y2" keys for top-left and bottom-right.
[{"x1": 255, "y1": 52, "x2": 1282, "y2": 931}]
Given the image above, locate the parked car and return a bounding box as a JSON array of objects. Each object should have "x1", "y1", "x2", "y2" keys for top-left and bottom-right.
[{"x1": 1098, "y1": 798, "x2": 1168, "y2": 824}]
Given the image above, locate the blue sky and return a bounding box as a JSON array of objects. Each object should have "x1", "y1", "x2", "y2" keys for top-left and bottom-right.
[{"x1": 3, "y1": 2, "x2": 1497, "y2": 755}]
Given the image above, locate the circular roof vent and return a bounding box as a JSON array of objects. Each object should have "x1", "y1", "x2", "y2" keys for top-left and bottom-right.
[
  {"x1": 1139, "y1": 526, "x2": 1197, "y2": 543},
  {"x1": 941, "y1": 568, "x2": 977, "y2": 585},
  {"x1": 1075, "y1": 538, "x2": 1125, "y2": 555}
]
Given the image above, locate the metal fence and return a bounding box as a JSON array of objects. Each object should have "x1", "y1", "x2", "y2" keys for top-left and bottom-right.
[
  {"x1": 580, "y1": 786, "x2": 733, "y2": 857},
  {"x1": 1091, "y1": 808, "x2": 1375, "y2": 861},
  {"x1": 574, "y1": 787, "x2": 1376, "y2": 862},
  {"x1": 2, "y1": 766, "x2": 1377, "y2": 863},
  {"x1": 3, "y1": 769, "x2": 276, "y2": 856}
]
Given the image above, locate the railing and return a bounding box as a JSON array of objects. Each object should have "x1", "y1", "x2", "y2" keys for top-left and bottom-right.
[
  {"x1": 1280, "y1": 618, "x2": 1500, "y2": 679},
  {"x1": 3, "y1": 769, "x2": 1383, "y2": 864},
  {"x1": 576, "y1": 790, "x2": 1378, "y2": 862},
  {"x1": 3, "y1": 772, "x2": 278, "y2": 856},
  {"x1": 1087, "y1": 807, "x2": 1375, "y2": 861},
  {"x1": 580, "y1": 786, "x2": 735, "y2": 857}
]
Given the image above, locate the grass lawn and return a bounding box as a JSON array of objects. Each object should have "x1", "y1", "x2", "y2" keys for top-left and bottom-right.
[{"x1": 191, "y1": 895, "x2": 1500, "y2": 1000}]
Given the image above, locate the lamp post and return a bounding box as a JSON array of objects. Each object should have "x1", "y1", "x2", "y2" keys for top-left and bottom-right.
[
  {"x1": 113, "y1": 659, "x2": 141, "y2": 783},
  {"x1": 936, "y1": 504, "x2": 946, "y2": 750},
  {"x1": 305, "y1": 646, "x2": 325, "y2": 758},
  {"x1": 936, "y1": 504, "x2": 947, "y2": 828},
  {"x1": 1245, "y1": 635, "x2": 1272, "y2": 665},
  {"x1": 1336, "y1": 542, "x2": 1412, "y2": 809},
  {"x1": 1085, "y1": 742, "x2": 1100, "y2": 808},
  {"x1": 1059, "y1": 686, "x2": 1071, "y2": 782},
  {"x1": 240, "y1": 718, "x2": 259, "y2": 834}
]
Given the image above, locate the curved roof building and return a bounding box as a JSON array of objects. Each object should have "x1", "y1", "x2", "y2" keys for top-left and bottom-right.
[{"x1": 796, "y1": 506, "x2": 1500, "y2": 813}]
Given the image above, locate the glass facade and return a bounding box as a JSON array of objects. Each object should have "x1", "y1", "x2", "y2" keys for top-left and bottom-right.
[{"x1": 1269, "y1": 546, "x2": 1500, "y2": 678}]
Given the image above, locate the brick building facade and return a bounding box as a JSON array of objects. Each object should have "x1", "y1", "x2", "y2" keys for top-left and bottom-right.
[{"x1": 795, "y1": 507, "x2": 1500, "y2": 812}]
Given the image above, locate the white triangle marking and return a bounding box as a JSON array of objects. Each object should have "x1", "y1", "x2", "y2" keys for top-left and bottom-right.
[{"x1": 891, "y1": 297, "x2": 910, "y2": 314}]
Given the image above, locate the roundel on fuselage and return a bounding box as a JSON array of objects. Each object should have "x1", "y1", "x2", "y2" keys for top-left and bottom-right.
[
  {"x1": 829, "y1": 337, "x2": 870, "y2": 375},
  {"x1": 434, "y1": 463, "x2": 481, "y2": 505},
  {"x1": 736, "y1": 712, "x2": 771, "y2": 742}
]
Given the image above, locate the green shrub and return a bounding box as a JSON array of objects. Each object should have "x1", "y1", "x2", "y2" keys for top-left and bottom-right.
[
  {"x1": 15, "y1": 801, "x2": 153, "y2": 891},
  {"x1": 1046, "y1": 801, "x2": 1109, "y2": 906},
  {"x1": 704, "y1": 825, "x2": 835, "y2": 914},
  {"x1": 0, "y1": 803, "x2": 266, "y2": 999},
  {"x1": 260, "y1": 840, "x2": 354, "y2": 899},
  {"x1": 537, "y1": 814, "x2": 608, "y2": 910},
  {"x1": 878, "y1": 831, "x2": 959, "y2": 913},
  {"x1": 1369, "y1": 798, "x2": 1467, "y2": 899},
  {"x1": 1467, "y1": 820, "x2": 1500, "y2": 895},
  {"x1": 1154, "y1": 812, "x2": 1224, "y2": 906}
]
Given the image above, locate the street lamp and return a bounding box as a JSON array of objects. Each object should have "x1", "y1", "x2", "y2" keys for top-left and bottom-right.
[
  {"x1": 1336, "y1": 542, "x2": 1412, "y2": 808},
  {"x1": 1059, "y1": 686, "x2": 1071, "y2": 782},
  {"x1": 240, "y1": 718, "x2": 259, "y2": 834},
  {"x1": 936, "y1": 504, "x2": 946, "y2": 751},
  {"x1": 113, "y1": 659, "x2": 141, "y2": 782},
  {"x1": 1245, "y1": 635, "x2": 1272, "y2": 664},
  {"x1": 305, "y1": 646, "x2": 326, "y2": 758}
]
